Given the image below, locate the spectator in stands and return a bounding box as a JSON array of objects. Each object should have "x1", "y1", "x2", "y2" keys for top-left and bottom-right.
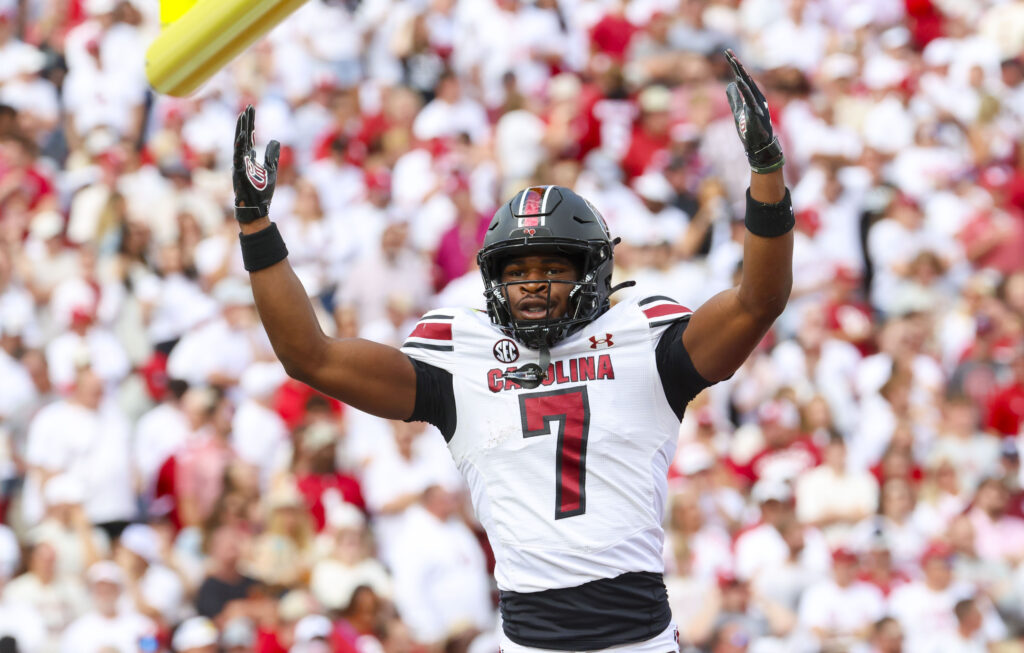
[
  {"x1": 390, "y1": 485, "x2": 492, "y2": 645},
  {"x1": 985, "y1": 347, "x2": 1024, "y2": 437},
  {"x1": 194, "y1": 524, "x2": 255, "y2": 622},
  {"x1": 796, "y1": 434, "x2": 879, "y2": 545},
  {"x1": 58, "y1": 561, "x2": 155, "y2": 653},
  {"x1": 965, "y1": 476, "x2": 1024, "y2": 564},
  {"x1": 23, "y1": 367, "x2": 134, "y2": 534},
  {"x1": 797, "y1": 548, "x2": 886, "y2": 651},
  {"x1": 3, "y1": 539, "x2": 88, "y2": 651}
]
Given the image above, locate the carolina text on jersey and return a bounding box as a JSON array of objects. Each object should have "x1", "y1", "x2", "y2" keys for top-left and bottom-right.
[{"x1": 487, "y1": 354, "x2": 615, "y2": 393}]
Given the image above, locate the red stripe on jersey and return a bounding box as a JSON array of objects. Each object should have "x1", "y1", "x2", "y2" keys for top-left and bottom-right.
[
  {"x1": 642, "y1": 304, "x2": 691, "y2": 319},
  {"x1": 408, "y1": 321, "x2": 452, "y2": 341}
]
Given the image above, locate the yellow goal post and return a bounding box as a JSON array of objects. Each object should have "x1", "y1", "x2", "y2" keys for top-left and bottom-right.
[{"x1": 146, "y1": 0, "x2": 309, "y2": 97}]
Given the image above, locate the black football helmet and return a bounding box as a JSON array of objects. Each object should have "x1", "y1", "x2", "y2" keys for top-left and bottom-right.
[{"x1": 477, "y1": 185, "x2": 625, "y2": 350}]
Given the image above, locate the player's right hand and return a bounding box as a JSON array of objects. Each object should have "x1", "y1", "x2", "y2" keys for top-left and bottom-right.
[{"x1": 232, "y1": 104, "x2": 280, "y2": 223}]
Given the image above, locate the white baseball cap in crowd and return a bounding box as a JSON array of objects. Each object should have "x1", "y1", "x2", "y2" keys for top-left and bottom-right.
[
  {"x1": 294, "y1": 615, "x2": 333, "y2": 643},
  {"x1": 220, "y1": 617, "x2": 255, "y2": 649},
  {"x1": 676, "y1": 446, "x2": 715, "y2": 476},
  {"x1": 632, "y1": 172, "x2": 674, "y2": 204},
  {"x1": 751, "y1": 478, "x2": 793, "y2": 504},
  {"x1": 172, "y1": 616, "x2": 219, "y2": 651},
  {"x1": 325, "y1": 496, "x2": 365, "y2": 532},
  {"x1": 119, "y1": 524, "x2": 161, "y2": 564},
  {"x1": 87, "y1": 560, "x2": 125, "y2": 586},
  {"x1": 10, "y1": 47, "x2": 46, "y2": 77}
]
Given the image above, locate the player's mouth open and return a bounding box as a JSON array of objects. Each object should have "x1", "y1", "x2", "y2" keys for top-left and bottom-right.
[{"x1": 518, "y1": 300, "x2": 554, "y2": 319}]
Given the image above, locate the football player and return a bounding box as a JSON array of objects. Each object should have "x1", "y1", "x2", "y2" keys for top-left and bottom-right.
[{"x1": 231, "y1": 50, "x2": 793, "y2": 653}]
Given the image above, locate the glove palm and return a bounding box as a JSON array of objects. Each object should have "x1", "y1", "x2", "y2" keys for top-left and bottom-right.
[
  {"x1": 725, "y1": 50, "x2": 784, "y2": 174},
  {"x1": 232, "y1": 104, "x2": 280, "y2": 223}
]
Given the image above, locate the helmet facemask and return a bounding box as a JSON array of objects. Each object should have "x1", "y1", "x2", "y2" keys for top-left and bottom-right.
[{"x1": 480, "y1": 241, "x2": 612, "y2": 350}]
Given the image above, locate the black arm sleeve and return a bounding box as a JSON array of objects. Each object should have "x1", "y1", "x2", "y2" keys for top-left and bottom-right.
[
  {"x1": 655, "y1": 317, "x2": 713, "y2": 421},
  {"x1": 404, "y1": 356, "x2": 457, "y2": 442}
]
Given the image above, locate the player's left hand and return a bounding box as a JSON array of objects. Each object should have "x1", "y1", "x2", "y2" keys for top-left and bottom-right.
[
  {"x1": 232, "y1": 104, "x2": 280, "y2": 223},
  {"x1": 724, "y1": 49, "x2": 784, "y2": 174}
]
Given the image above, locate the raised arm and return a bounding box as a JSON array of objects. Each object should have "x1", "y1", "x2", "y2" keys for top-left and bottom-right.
[
  {"x1": 233, "y1": 106, "x2": 417, "y2": 420},
  {"x1": 683, "y1": 51, "x2": 794, "y2": 383}
]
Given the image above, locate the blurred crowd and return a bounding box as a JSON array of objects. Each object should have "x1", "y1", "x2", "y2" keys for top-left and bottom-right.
[{"x1": 0, "y1": 0, "x2": 1023, "y2": 651}]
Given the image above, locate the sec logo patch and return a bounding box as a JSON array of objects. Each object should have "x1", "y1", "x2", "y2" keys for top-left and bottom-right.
[{"x1": 493, "y1": 338, "x2": 519, "y2": 363}]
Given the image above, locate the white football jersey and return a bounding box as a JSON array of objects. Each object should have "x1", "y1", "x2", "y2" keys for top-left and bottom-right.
[{"x1": 401, "y1": 295, "x2": 698, "y2": 593}]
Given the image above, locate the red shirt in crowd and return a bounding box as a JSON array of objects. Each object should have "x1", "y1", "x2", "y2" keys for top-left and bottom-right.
[
  {"x1": 589, "y1": 13, "x2": 637, "y2": 62},
  {"x1": 986, "y1": 382, "x2": 1024, "y2": 437},
  {"x1": 960, "y1": 211, "x2": 1024, "y2": 277},
  {"x1": 296, "y1": 472, "x2": 366, "y2": 532},
  {"x1": 620, "y1": 124, "x2": 671, "y2": 180},
  {"x1": 273, "y1": 379, "x2": 344, "y2": 430},
  {"x1": 732, "y1": 437, "x2": 821, "y2": 484}
]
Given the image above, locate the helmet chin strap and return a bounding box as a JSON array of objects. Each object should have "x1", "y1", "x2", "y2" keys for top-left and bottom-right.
[{"x1": 502, "y1": 345, "x2": 550, "y2": 389}]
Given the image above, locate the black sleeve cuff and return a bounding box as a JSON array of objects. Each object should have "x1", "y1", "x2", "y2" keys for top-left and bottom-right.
[
  {"x1": 405, "y1": 356, "x2": 457, "y2": 442},
  {"x1": 655, "y1": 318, "x2": 712, "y2": 421}
]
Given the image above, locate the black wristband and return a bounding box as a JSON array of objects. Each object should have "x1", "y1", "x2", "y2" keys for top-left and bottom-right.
[
  {"x1": 239, "y1": 223, "x2": 288, "y2": 272},
  {"x1": 744, "y1": 188, "x2": 794, "y2": 238}
]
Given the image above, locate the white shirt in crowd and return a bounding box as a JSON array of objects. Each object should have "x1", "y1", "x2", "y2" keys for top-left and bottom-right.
[
  {"x1": 133, "y1": 401, "x2": 192, "y2": 497},
  {"x1": 231, "y1": 398, "x2": 291, "y2": 489},
  {"x1": 3, "y1": 571, "x2": 90, "y2": 652},
  {"x1": 390, "y1": 504, "x2": 493, "y2": 644},
  {"x1": 24, "y1": 400, "x2": 135, "y2": 526},
  {"x1": 28, "y1": 520, "x2": 111, "y2": 582},
  {"x1": 133, "y1": 273, "x2": 218, "y2": 346},
  {"x1": 796, "y1": 466, "x2": 879, "y2": 540},
  {"x1": 663, "y1": 525, "x2": 734, "y2": 581},
  {"x1": 797, "y1": 578, "x2": 886, "y2": 643},
  {"x1": 889, "y1": 581, "x2": 1005, "y2": 653},
  {"x1": 0, "y1": 347, "x2": 36, "y2": 419},
  {"x1": 362, "y1": 431, "x2": 458, "y2": 567},
  {"x1": 166, "y1": 318, "x2": 266, "y2": 388},
  {"x1": 735, "y1": 522, "x2": 832, "y2": 583},
  {"x1": 413, "y1": 94, "x2": 490, "y2": 145},
  {"x1": 58, "y1": 609, "x2": 154, "y2": 653},
  {"x1": 137, "y1": 563, "x2": 186, "y2": 625},
  {"x1": 0, "y1": 598, "x2": 47, "y2": 653},
  {"x1": 45, "y1": 328, "x2": 130, "y2": 391}
]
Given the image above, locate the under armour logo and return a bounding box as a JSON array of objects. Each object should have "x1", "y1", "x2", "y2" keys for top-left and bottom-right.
[{"x1": 589, "y1": 333, "x2": 614, "y2": 349}]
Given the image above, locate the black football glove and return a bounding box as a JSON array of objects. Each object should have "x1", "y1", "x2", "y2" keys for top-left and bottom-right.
[
  {"x1": 232, "y1": 104, "x2": 280, "y2": 223},
  {"x1": 724, "y1": 49, "x2": 784, "y2": 174}
]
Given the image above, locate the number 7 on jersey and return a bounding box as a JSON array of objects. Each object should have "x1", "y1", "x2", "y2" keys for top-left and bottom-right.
[{"x1": 518, "y1": 387, "x2": 591, "y2": 520}]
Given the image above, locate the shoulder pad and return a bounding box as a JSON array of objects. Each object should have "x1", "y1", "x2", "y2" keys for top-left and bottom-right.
[
  {"x1": 638, "y1": 295, "x2": 692, "y2": 329},
  {"x1": 402, "y1": 310, "x2": 455, "y2": 352}
]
